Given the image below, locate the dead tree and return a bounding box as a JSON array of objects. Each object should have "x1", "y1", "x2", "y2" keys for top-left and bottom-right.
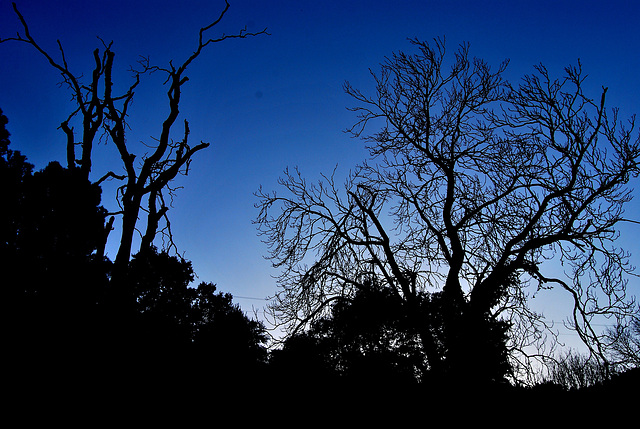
[
  {"x1": 1, "y1": 4, "x2": 109, "y2": 181},
  {"x1": 2, "y1": 2, "x2": 267, "y2": 278}
]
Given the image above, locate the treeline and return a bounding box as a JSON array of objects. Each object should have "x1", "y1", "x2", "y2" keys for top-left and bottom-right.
[{"x1": 3, "y1": 107, "x2": 638, "y2": 407}]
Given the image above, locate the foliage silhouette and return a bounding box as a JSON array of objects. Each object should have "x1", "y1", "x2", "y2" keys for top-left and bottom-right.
[
  {"x1": 190, "y1": 281, "x2": 269, "y2": 372},
  {"x1": 270, "y1": 281, "x2": 422, "y2": 386},
  {"x1": 544, "y1": 349, "x2": 612, "y2": 391},
  {"x1": 3, "y1": 159, "x2": 108, "y2": 345},
  {"x1": 271, "y1": 281, "x2": 512, "y2": 389},
  {"x1": 0, "y1": 107, "x2": 33, "y2": 274},
  {"x1": 100, "y1": 249, "x2": 268, "y2": 390},
  {"x1": 124, "y1": 248, "x2": 269, "y2": 376}
]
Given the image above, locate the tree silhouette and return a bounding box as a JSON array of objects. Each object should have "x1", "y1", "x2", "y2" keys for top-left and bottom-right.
[
  {"x1": 117, "y1": 247, "x2": 268, "y2": 384},
  {"x1": 126, "y1": 248, "x2": 196, "y2": 352},
  {"x1": 2, "y1": 113, "x2": 110, "y2": 366},
  {"x1": 271, "y1": 280, "x2": 424, "y2": 386},
  {"x1": 1, "y1": 108, "x2": 34, "y2": 352},
  {"x1": 544, "y1": 349, "x2": 612, "y2": 391},
  {"x1": 605, "y1": 307, "x2": 640, "y2": 369},
  {"x1": 256, "y1": 38, "x2": 640, "y2": 384},
  {"x1": 190, "y1": 282, "x2": 269, "y2": 377},
  {"x1": 0, "y1": 107, "x2": 33, "y2": 266},
  {"x1": 0, "y1": 2, "x2": 268, "y2": 293}
]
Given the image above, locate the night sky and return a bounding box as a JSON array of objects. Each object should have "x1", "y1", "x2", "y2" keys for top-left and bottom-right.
[{"x1": 2, "y1": 0, "x2": 639, "y2": 337}]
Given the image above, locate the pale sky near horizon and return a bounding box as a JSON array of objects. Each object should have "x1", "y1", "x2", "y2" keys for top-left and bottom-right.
[{"x1": 1, "y1": 0, "x2": 639, "y2": 345}]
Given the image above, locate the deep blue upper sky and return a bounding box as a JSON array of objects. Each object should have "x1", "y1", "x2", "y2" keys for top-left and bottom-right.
[{"x1": 2, "y1": 0, "x2": 639, "y2": 326}]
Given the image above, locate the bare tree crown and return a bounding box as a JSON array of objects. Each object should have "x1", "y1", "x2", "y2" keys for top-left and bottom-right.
[{"x1": 256, "y1": 38, "x2": 639, "y2": 380}]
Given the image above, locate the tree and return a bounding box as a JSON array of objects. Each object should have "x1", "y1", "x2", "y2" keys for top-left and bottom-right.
[
  {"x1": 0, "y1": 107, "x2": 33, "y2": 266},
  {"x1": 1, "y1": 111, "x2": 110, "y2": 358},
  {"x1": 126, "y1": 247, "x2": 196, "y2": 351},
  {"x1": 1, "y1": 1, "x2": 267, "y2": 287},
  {"x1": 270, "y1": 280, "x2": 425, "y2": 386},
  {"x1": 122, "y1": 247, "x2": 268, "y2": 383},
  {"x1": 605, "y1": 307, "x2": 640, "y2": 369},
  {"x1": 1, "y1": 2, "x2": 269, "y2": 387},
  {"x1": 543, "y1": 349, "x2": 612, "y2": 391},
  {"x1": 256, "y1": 38, "x2": 640, "y2": 384},
  {"x1": 190, "y1": 281, "x2": 269, "y2": 373}
]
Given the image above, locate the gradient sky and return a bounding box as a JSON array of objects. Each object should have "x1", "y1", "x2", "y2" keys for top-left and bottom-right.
[{"x1": 2, "y1": 0, "x2": 639, "y2": 340}]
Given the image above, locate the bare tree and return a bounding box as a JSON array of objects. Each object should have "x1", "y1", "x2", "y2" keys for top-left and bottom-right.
[
  {"x1": 605, "y1": 307, "x2": 640, "y2": 369},
  {"x1": 256, "y1": 38, "x2": 640, "y2": 383},
  {"x1": 543, "y1": 349, "x2": 613, "y2": 390},
  {"x1": 2, "y1": 2, "x2": 267, "y2": 276},
  {"x1": 0, "y1": 4, "x2": 109, "y2": 181}
]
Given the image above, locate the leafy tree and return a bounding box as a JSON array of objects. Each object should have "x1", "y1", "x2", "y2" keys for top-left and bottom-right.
[
  {"x1": 190, "y1": 281, "x2": 269, "y2": 372},
  {"x1": 271, "y1": 280, "x2": 424, "y2": 386},
  {"x1": 126, "y1": 248, "x2": 196, "y2": 351},
  {"x1": 16, "y1": 161, "x2": 110, "y2": 299},
  {"x1": 1, "y1": 108, "x2": 33, "y2": 351},
  {"x1": 122, "y1": 247, "x2": 268, "y2": 381},
  {"x1": 1, "y1": 115, "x2": 110, "y2": 359},
  {"x1": 256, "y1": 38, "x2": 640, "y2": 384},
  {"x1": 0, "y1": 107, "x2": 33, "y2": 266},
  {"x1": 3, "y1": 108, "x2": 267, "y2": 388}
]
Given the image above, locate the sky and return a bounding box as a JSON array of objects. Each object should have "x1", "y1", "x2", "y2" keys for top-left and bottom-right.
[{"x1": 1, "y1": 0, "x2": 639, "y2": 343}]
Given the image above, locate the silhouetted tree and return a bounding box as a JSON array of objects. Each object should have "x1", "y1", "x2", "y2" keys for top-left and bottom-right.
[
  {"x1": 126, "y1": 248, "x2": 196, "y2": 352},
  {"x1": 190, "y1": 282, "x2": 269, "y2": 375},
  {"x1": 0, "y1": 1, "x2": 267, "y2": 292},
  {"x1": 605, "y1": 307, "x2": 640, "y2": 369},
  {"x1": 1, "y1": 1, "x2": 270, "y2": 389},
  {"x1": 1, "y1": 112, "x2": 110, "y2": 362},
  {"x1": 1, "y1": 108, "x2": 33, "y2": 352},
  {"x1": 271, "y1": 280, "x2": 424, "y2": 386},
  {"x1": 0, "y1": 107, "x2": 33, "y2": 266},
  {"x1": 543, "y1": 349, "x2": 612, "y2": 391},
  {"x1": 2, "y1": 109, "x2": 266, "y2": 393},
  {"x1": 119, "y1": 247, "x2": 268, "y2": 382},
  {"x1": 268, "y1": 329, "x2": 339, "y2": 388},
  {"x1": 256, "y1": 38, "x2": 640, "y2": 384}
]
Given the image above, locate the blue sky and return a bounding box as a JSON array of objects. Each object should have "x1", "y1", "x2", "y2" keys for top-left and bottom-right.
[{"x1": 2, "y1": 0, "x2": 639, "y2": 336}]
